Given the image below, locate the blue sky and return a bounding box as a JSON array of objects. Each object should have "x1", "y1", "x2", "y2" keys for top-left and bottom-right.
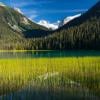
[{"x1": 0, "y1": 0, "x2": 98, "y2": 22}]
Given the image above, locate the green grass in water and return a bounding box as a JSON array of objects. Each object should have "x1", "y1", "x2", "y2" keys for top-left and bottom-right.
[{"x1": 0, "y1": 57, "x2": 99, "y2": 97}]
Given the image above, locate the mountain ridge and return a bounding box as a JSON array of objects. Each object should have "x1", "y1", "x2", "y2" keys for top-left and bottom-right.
[
  {"x1": 59, "y1": 14, "x2": 81, "y2": 28},
  {"x1": 0, "y1": 3, "x2": 49, "y2": 37}
]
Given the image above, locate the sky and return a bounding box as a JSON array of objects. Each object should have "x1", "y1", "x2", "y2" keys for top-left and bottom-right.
[{"x1": 0, "y1": 0, "x2": 98, "y2": 23}]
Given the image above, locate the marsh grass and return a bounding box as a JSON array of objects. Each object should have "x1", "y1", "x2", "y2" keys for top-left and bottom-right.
[{"x1": 0, "y1": 57, "x2": 100, "y2": 99}]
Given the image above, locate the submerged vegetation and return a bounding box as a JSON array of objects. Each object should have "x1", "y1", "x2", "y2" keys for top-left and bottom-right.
[{"x1": 0, "y1": 56, "x2": 99, "y2": 99}]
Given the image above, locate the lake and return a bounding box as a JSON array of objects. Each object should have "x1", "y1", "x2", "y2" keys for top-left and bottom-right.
[
  {"x1": 0, "y1": 50, "x2": 100, "y2": 58},
  {"x1": 0, "y1": 50, "x2": 100, "y2": 100}
]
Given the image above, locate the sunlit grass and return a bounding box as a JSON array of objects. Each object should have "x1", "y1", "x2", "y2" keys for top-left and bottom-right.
[{"x1": 0, "y1": 57, "x2": 100, "y2": 97}]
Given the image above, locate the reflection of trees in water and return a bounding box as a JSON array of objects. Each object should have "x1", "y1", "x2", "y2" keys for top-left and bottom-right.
[{"x1": 0, "y1": 51, "x2": 100, "y2": 58}]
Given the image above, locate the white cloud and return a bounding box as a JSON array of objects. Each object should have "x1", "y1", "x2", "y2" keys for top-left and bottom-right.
[
  {"x1": 37, "y1": 20, "x2": 60, "y2": 30},
  {"x1": 14, "y1": 8, "x2": 23, "y2": 14}
]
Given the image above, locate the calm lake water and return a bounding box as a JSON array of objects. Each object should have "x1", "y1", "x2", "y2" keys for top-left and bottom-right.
[{"x1": 0, "y1": 50, "x2": 100, "y2": 58}]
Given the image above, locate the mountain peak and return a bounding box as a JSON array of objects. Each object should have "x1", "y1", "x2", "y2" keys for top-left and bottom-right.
[
  {"x1": 37, "y1": 20, "x2": 59, "y2": 30},
  {"x1": 59, "y1": 14, "x2": 81, "y2": 28}
]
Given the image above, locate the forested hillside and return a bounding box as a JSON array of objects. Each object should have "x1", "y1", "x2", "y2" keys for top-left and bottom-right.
[{"x1": 29, "y1": 1, "x2": 100, "y2": 50}]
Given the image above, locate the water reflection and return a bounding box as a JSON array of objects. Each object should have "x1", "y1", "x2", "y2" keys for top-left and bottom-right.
[{"x1": 0, "y1": 50, "x2": 100, "y2": 58}]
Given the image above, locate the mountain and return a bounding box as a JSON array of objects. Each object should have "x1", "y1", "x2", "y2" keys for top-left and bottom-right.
[
  {"x1": 0, "y1": 3, "x2": 49, "y2": 38},
  {"x1": 0, "y1": 2, "x2": 49, "y2": 49},
  {"x1": 37, "y1": 20, "x2": 60, "y2": 30},
  {"x1": 37, "y1": 14, "x2": 81, "y2": 30},
  {"x1": 31, "y1": 1, "x2": 100, "y2": 50},
  {"x1": 59, "y1": 14, "x2": 81, "y2": 28}
]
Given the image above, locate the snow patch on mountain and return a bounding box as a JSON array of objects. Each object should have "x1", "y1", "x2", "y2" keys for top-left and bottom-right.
[
  {"x1": 12, "y1": 25, "x2": 21, "y2": 32},
  {"x1": 21, "y1": 17, "x2": 30, "y2": 25},
  {"x1": 37, "y1": 20, "x2": 60, "y2": 30},
  {"x1": 14, "y1": 8, "x2": 23, "y2": 14},
  {"x1": 37, "y1": 14, "x2": 81, "y2": 30},
  {"x1": 59, "y1": 14, "x2": 81, "y2": 27},
  {"x1": 8, "y1": 23, "x2": 22, "y2": 32}
]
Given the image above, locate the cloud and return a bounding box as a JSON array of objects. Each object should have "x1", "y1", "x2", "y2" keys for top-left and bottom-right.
[{"x1": 37, "y1": 20, "x2": 60, "y2": 30}]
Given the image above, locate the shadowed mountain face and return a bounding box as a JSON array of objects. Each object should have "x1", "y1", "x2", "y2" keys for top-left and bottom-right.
[
  {"x1": 31, "y1": 1, "x2": 100, "y2": 50},
  {"x1": 0, "y1": 4, "x2": 50, "y2": 49},
  {"x1": 0, "y1": 4, "x2": 49, "y2": 38}
]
